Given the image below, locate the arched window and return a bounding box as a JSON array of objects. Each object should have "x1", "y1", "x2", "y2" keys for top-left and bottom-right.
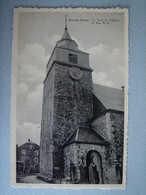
[
  {"x1": 68, "y1": 53, "x2": 78, "y2": 64},
  {"x1": 22, "y1": 149, "x2": 26, "y2": 155},
  {"x1": 34, "y1": 157, "x2": 39, "y2": 163},
  {"x1": 35, "y1": 150, "x2": 39, "y2": 156}
]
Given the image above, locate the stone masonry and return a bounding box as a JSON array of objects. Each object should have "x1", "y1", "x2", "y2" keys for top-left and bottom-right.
[{"x1": 53, "y1": 63, "x2": 93, "y2": 178}]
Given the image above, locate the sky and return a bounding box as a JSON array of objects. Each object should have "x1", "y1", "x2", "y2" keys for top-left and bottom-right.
[{"x1": 16, "y1": 10, "x2": 126, "y2": 146}]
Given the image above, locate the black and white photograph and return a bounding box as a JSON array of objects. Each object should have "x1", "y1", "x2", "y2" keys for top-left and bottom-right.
[{"x1": 12, "y1": 8, "x2": 128, "y2": 187}]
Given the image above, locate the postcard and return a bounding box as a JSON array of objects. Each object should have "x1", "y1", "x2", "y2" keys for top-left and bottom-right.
[{"x1": 11, "y1": 8, "x2": 128, "y2": 188}]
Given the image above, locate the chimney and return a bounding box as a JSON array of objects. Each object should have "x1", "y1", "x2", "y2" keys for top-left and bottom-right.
[{"x1": 121, "y1": 86, "x2": 125, "y2": 91}]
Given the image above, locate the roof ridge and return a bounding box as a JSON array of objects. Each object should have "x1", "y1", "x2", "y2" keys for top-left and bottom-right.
[{"x1": 93, "y1": 83, "x2": 123, "y2": 91}]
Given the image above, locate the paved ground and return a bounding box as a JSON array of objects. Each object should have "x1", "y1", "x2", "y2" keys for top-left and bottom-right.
[{"x1": 17, "y1": 174, "x2": 48, "y2": 183}]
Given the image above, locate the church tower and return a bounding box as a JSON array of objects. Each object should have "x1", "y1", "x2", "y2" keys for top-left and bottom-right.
[{"x1": 39, "y1": 23, "x2": 93, "y2": 181}]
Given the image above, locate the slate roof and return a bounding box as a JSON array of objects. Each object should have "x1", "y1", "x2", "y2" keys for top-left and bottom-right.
[
  {"x1": 93, "y1": 84, "x2": 124, "y2": 112},
  {"x1": 61, "y1": 28, "x2": 72, "y2": 40},
  {"x1": 25, "y1": 139, "x2": 37, "y2": 145},
  {"x1": 63, "y1": 127, "x2": 109, "y2": 147},
  {"x1": 56, "y1": 28, "x2": 86, "y2": 53},
  {"x1": 18, "y1": 139, "x2": 39, "y2": 148}
]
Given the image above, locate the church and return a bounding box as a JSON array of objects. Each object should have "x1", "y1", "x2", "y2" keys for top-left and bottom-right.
[{"x1": 38, "y1": 23, "x2": 124, "y2": 184}]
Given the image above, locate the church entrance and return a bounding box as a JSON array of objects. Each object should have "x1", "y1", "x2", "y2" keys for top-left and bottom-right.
[{"x1": 86, "y1": 150, "x2": 103, "y2": 184}]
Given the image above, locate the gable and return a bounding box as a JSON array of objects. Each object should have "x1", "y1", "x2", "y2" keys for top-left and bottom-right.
[{"x1": 63, "y1": 127, "x2": 109, "y2": 147}]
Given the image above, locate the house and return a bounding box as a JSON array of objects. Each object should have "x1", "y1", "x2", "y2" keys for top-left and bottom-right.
[{"x1": 16, "y1": 139, "x2": 40, "y2": 174}]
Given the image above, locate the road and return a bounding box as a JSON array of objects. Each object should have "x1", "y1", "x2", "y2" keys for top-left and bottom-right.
[{"x1": 17, "y1": 174, "x2": 47, "y2": 183}]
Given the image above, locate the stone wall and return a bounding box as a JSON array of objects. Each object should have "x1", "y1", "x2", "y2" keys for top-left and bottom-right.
[
  {"x1": 39, "y1": 66, "x2": 55, "y2": 180},
  {"x1": 63, "y1": 143, "x2": 77, "y2": 179},
  {"x1": 108, "y1": 112, "x2": 124, "y2": 184},
  {"x1": 40, "y1": 61, "x2": 93, "y2": 180},
  {"x1": 91, "y1": 111, "x2": 124, "y2": 183},
  {"x1": 64, "y1": 143, "x2": 108, "y2": 184},
  {"x1": 110, "y1": 112, "x2": 124, "y2": 159},
  {"x1": 64, "y1": 140, "x2": 124, "y2": 184},
  {"x1": 52, "y1": 62, "x2": 93, "y2": 178}
]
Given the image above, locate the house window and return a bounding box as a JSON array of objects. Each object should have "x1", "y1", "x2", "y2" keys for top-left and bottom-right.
[
  {"x1": 22, "y1": 149, "x2": 26, "y2": 155},
  {"x1": 69, "y1": 54, "x2": 78, "y2": 64},
  {"x1": 34, "y1": 157, "x2": 38, "y2": 163},
  {"x1": 35, "y1": 150, "x2": 39, "y2": 156},
  {"x1": 29, "y1": 145, "x2": 33, "y2": 149},
  {"x1": 21, "y1": 156, "x2": 24, "y2": 161}
]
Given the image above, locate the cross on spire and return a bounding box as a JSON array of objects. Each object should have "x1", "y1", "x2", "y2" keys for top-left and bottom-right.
[{"x1": 65, "y1": 15, "x2": 68, "y2": 30}]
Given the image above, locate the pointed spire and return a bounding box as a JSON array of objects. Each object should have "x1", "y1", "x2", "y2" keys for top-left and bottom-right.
[
  {"x1": 56, "y1": 16, "x2": 79, "y2": 49},
  {"x1": 61, "y1": 29, "x2": 72, "y2": 40},
  {"x1": 61, "y1": 15, "x2": 72, "y2": 40}
]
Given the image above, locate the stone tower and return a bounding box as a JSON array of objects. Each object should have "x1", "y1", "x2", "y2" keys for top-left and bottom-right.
[{"x1": 39, "y1": 26, "x2": 93, "y2": 181}]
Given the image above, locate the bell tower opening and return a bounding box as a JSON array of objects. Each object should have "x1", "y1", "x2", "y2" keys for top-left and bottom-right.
[{"x1": 68, "y1": 53, "x2": 78, "y2": 64}]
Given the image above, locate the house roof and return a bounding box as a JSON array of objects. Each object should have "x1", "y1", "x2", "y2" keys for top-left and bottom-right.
[
  {"x1": 63, "y1": 127, "x2": 109, "y2": 147},
  {"x1": 18, "y1": 139, "x2": 39, "y2": 148},
  {"x1": 93, "y1": 84, "x2": 124, "y2": 112},
  {"x1": 25, "y1": 139, "x2": 37, "y2": 145}
]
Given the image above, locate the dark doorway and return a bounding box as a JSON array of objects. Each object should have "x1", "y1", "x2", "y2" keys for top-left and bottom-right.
[{"x1": 86, "y1": 150, "x2": 103, "y2": 184}]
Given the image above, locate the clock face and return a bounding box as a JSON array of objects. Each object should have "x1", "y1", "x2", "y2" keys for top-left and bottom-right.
[{"x1": 69, "y1": 67, "x2": 82, "y2": 80}]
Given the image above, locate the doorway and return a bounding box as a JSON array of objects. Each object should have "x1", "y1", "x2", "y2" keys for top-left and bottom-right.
[{"x1": 86, "y1": 150, "x2": 103, "y2": 184}]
